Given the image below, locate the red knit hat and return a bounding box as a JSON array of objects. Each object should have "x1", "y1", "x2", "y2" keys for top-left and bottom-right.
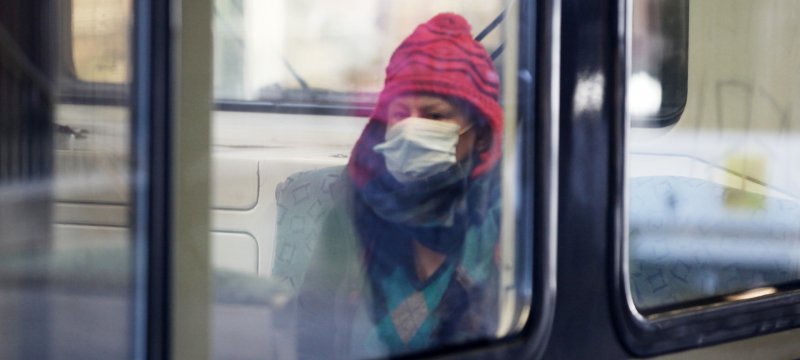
[{"x1": 348, "y1": 13, "x2": 503, "y2": 186}]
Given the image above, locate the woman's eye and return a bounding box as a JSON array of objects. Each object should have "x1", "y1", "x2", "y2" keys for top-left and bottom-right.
[{"x1": 428, "y1": 113, "x2": 445, "y2": 120}]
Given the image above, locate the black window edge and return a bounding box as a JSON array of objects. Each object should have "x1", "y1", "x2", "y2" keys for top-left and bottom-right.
[
  {"x1": 56, "y1": 79, "x2": 379, "y2": 116},
  {"x1": 214, "y1": 99, "x2": 374, "y2": 117},
  {"x1": 629, "y1": 99, "x2": 685, "y2": 128},
  {"x1": 57, "y1": 79, "x2": 131, "y2": 106},
  {"x1": 628, "y1": 0, "x2": 688, "y2": 129},
  {"x1": 56, "y1": 75, "x2": 378, "y2": 116},
  {"x1": 611, "y1": 0, "x2": 800, "y2": 356},
  {"x1": 131, "y1": 0, "x2": 173, "y2": 359}
]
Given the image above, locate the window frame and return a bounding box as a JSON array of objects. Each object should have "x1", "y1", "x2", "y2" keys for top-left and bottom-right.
[
  {"x1": 70, "y1": 0, "x2": 560, "y2": 357},
  {"x1": 131, "y1": 0, "x2": 174, "y2": 357},
  {"x1": 628, "y1": 0, "x2": 688, "y2": 129},
  {"x1": 613, "y1": 0, "x2": 800, "y2": 356}
]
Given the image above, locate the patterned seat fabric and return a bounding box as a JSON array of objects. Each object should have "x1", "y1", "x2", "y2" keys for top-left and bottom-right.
[
  {"x1": 271, "y1": 165, "x2": 346, "y2": 292},
  {"x1": 630, "y1": 176, "x2": 800, "y2": 310}
]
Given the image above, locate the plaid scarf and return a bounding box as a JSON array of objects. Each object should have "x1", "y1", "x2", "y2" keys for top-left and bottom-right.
[
  {"x1": 350, "y1": 165, "x2": 500, "y2": 352},
  {"x1": 359, "y1": 160, "x2": 470, "y2": 225}
]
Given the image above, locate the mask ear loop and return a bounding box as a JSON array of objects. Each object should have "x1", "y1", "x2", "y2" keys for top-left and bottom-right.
[{"x1": 458, "y1": 123, "x2": 475, "y2": 136}]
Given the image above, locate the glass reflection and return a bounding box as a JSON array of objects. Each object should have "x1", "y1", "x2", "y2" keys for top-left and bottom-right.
[
  {"x1": 210, "y1": 1, "x2": 526, "y2": 359},
  {"x1": 0, "y1": 0, "x2": 134, "y2": 358},
  {"x1": 630, "y1": 0, "x2": 688, "y2": 126},
  {"x1": 628, "y1": 0, "x2": 800, "y2": 312}
]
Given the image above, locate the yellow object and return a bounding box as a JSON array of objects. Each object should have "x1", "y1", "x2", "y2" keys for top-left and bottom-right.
[{"x1": 724, "y1": 153, "x2": 766, "y2": 209}]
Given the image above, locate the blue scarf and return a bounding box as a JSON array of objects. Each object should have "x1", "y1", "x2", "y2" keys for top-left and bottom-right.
[
  {"x1": 357, "y1": 161, "x2": 473, "y2": 253},
  {"x1": 350, "y1": 164, "x2": 501, "y2": 352}
]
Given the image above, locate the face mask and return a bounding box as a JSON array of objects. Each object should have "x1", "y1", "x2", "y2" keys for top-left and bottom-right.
[{"x1": 373, "y1": 117, "x2": 472, "y2": 184}]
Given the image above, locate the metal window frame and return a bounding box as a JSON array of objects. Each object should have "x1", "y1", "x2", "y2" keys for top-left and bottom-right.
[
  {"x1": 132, "y1": 0, "x2": 212, "y2": 359},
  {"x1": 612, "y1": 0, "x2": 800, "y2": 356},
  {"x1": 628, "y1": 0, "x2": 689, "y2": 129},
  {"x1": 131, "y1": 0, "x2": 173, "y2": 358}
]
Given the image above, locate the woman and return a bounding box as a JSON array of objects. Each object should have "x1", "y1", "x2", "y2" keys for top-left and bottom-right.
[{"x1": 295, "y1": 12, "x2": 504, "y2": 359}]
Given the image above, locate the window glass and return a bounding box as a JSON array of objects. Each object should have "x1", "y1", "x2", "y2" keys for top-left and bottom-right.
[
  {"x1": 213, "y1": 0, "x2": 505, "y2": 102},
  {"x1": 629, "y1": 0, "x2": 688, "y2": 127},
  {"x1": 210, "y1": 0, "x2": 530, "y2": 358},
  {"x1": 628, "y1": 0, "x2": 800, "y2": 312},
  {"x1": 0, "y1": 0, "x2": 134, "y2": 358},
  {"x1": 72, "y1": 0, "x2": 131, "y2": 83}
]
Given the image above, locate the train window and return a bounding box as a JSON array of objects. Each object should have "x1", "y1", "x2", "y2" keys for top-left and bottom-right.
[
  {"x1": 210, "y1": 0, "x2": 534, "y2": 358},
  {"x1": 71, "y1": 0, "x2": 131, "y2": 83},
  {"x1": 624, "y1": 0, "x2": 800, "y2": 353},
  {"x1": 0, "y1": 0, "x2": 135, "y2": 358},
  {"x1": 629, "y1": 0, "x2": 688, "y2": 127},
  {"x1": 212, "y1": 0, "x2": 504, "y2": 110}
]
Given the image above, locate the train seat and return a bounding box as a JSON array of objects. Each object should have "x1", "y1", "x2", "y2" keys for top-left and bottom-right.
[
  {"x1": 270, "y1": 165, "x2": 346, "y2": 292},
  {"x1": 629, "y1": 175, "x2": 800, "y2": 309}
]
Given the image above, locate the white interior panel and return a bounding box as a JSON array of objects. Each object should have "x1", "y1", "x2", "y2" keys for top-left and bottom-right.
[{"x1": 211, "y1": 232, "x2": 259, "y2": 274}]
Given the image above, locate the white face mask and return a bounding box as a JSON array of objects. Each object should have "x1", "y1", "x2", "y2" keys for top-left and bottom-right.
[{"x1": 373, "y1": 117, "x2": 471, "y2": 184}]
